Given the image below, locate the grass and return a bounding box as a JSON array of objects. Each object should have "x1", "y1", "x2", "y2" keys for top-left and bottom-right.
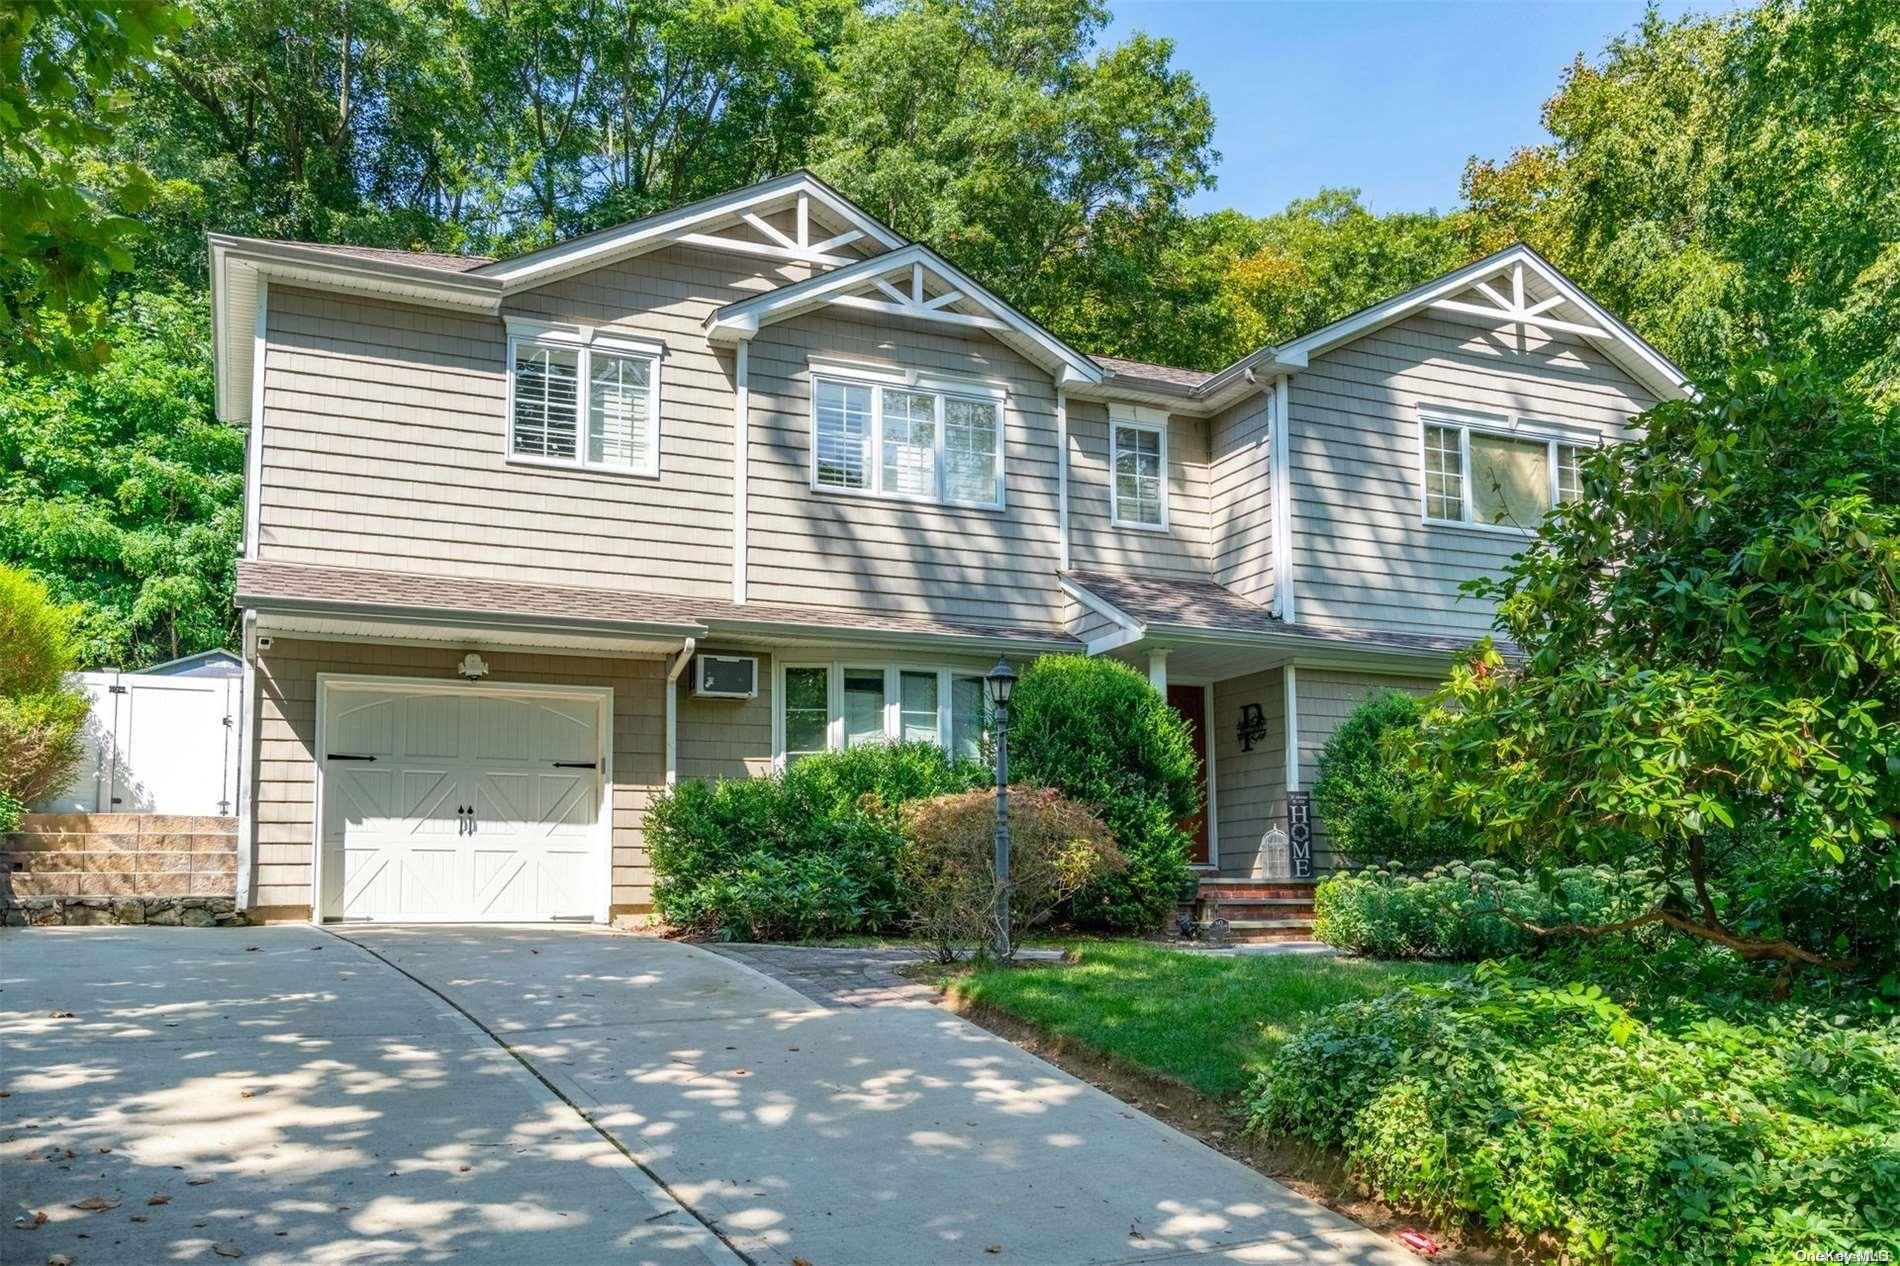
[{"x1": 946, "y1": 942, "x2": 1460, "y2": 1099}]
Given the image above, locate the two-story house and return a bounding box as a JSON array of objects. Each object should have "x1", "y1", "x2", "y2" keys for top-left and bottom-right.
[{"x1": 209, "y1": 170, "x2": 1689, "y2": 925}]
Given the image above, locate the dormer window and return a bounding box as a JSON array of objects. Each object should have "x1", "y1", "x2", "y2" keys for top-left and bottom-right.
[
  {"x1": 507, "y1": 320, "x2": 661, "y2": 477},
  {"x1": 1110, "y1": 411, "x2": 1168, "y2": 530},
  {"x1": 1421, "y1": 410, "x2": 1590, "y2": 533}
]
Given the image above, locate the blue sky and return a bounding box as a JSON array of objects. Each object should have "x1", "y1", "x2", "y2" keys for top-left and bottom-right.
[{"x1": 1103, "y1": 1, "x2": 1727, "y2": 217}]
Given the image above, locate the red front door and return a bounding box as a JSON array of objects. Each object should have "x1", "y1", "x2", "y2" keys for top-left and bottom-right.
[{"x1": 1167, "y1": 683, "x2": 1211, "y2": 866}]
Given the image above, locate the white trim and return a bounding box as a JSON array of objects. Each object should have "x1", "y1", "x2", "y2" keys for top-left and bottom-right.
[
  {"x1": 481, "y1": 171, "x2": 905, "y2": 291},
  {"x1": 234, "y1": 611, "x2": 258, "y2": 911},
  {"x1": 1056, "y1": 387, "x2": 1071, "y2": 572},
  {"x1": 505, "y1": 331, "x2": 662, "y2": 479},
  {"x1": 1109, "y1": 414, "x2": 1169, "y2": 531},
  {"x1": 706, "y1": 243, "x2": 1106, "y2": 385},
  {"x1": 1283, "y1": 664, "x2": 1301, "y2": 792},
  {"x1": 664, "y1": 638, "x2": 697, "y2": 788},
  {"x1": 1058, "y1": 576, "x2": 1144, "y2": 637},
  {"x1": 243, "y1": 279, "x2": 268, "y2": 560},
  {"x1": 808, "y1": 371, "x2": 1006, "y2": 510},
  {"x1": 674, "y1": 233, "x2": 858, "y2": 269},
  {"x1": 807, "y1": 355, "x2": 1009, "y2": 400},
  {"x1": 1416, "y1": 406, "x2": 1594, "y2": 534},
  {"x1": 1202, "y1": 681, "x2": 1220, "y2": 869},
  {"x1": 733, "y1": 342, "x2": 749, "y2": 604},
  {"x1": 312, "y1": 673, "x2": 615, "y2": 925},
  {"x1": 1147, "y1": 648, "x2": 1169, "y2": 694},
  {"x1": 1270, "y1": 376, "x2": 1296, "y2": 622},
  {"x1": 771, "y1": 656, "x2": 992, "y2": 767}
]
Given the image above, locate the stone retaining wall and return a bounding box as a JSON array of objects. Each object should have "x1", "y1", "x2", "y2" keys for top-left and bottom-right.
[{"x1": 1, "y1": 813, "x2": 252, "y2": 927}]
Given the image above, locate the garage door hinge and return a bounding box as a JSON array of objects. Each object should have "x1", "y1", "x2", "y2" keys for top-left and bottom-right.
[
  {"x1": 551, "y1": 760, "x2": 600, "y2": 771},
  {"x1": 327, "y1": 753, "x2": 377, "y2": 762}
]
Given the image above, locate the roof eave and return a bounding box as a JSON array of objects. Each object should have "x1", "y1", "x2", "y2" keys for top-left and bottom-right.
[
  {"x1": 236, "y1": 591, "x2": 708, "y2": 643},
  {"x1": 701, "y1": 614, "x2": 1080, "y2": 656},
  {"x1": 706, "y1": 243, "x2": 1107, "y2": 385}
]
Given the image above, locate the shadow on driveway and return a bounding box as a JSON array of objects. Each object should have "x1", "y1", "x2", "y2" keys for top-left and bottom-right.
[{"x1": 0, "y1": 925, "x2": 732, "y2": 1265}]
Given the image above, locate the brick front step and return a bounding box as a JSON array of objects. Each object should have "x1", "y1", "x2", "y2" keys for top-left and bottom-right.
[
  {"x1": 1192, "y1": 878, "x2": 1318, "y2": 901},
  {"x1": 1225, "y1": 920, "x2": 1321, "y2": 944}
]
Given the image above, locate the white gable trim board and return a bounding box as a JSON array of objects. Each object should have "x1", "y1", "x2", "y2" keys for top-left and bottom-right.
[
  {"x1": 312, "y1": 675, "x2": 614, "y2": 924},
  {"x1": 705, "y1": 243, "x2": 1107, "y2": 386}
]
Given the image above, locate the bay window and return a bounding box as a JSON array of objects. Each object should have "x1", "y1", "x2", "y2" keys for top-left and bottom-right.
[
  {"x1": 1420, "y1": 411, "x2": 1590, "y2": 532},
  {"x1": 811, "y1": 370, "x2": 1003, "y2": 508}
]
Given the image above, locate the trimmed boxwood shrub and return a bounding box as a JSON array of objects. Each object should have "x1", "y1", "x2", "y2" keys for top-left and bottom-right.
[
  {"x1": 1313, "y1": 860, "x2": 1652, "y2": 960},
  {"x1": 1008, "y1": 654, "x2": 1200, "y2": 931},
  {"x1": 1248, "y1": 963, "x2": 1900, "y2": 1264},
  {"x1": 647, "y1": 741, "x2": 988, "y2": 940},
  {"x1": 1311, "y1": 689, "x2": 1472, "y2": 869}
]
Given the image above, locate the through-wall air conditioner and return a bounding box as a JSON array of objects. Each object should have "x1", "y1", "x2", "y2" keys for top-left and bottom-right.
[{"x1": 692, "y1": 654, "x2": 758, "y2": 699}]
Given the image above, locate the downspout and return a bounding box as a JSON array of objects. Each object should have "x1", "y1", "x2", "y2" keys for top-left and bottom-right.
[
  {"x1": 1269, "y1": 374, "x2": 1296, "y2": 622},
  {"x1": 1056, "y1": 385, "x2": 1070, "y2": 572},
  {"x1": 732, "y1": 343, "x2": 748, "y2": 605},
  {"x1": 664, "y1": 637, "x2": 697, "y2": 788},
  {"x1": 234, "y1": 609, "x2": 258, "y2": 915}
]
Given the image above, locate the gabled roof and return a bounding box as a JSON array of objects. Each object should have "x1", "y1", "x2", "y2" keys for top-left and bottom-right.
[
  {"x1": 1195, "y1": 243, "x2": 1691, "y2": 408},
  {"x1": 210, "y1": 170, "x2": 907, "y2": 422},
  {"x1": 705, "y1": 243, "x2": 1106, "y2": 384},
  {"x1": 474, "y1": 169, "x2": 906, "y2": 292}
]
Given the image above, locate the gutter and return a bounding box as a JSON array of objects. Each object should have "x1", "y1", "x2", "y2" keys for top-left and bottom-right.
[
  {"x1": 699, "y1": 616, "x2": 1081, "y2": 657},
  {"x1": 238, "y1": 593, "x2": 709, "y2": 643}
]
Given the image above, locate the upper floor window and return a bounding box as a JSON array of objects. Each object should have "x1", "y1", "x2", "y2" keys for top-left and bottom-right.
[
  {"x1": 1111, "y1": 416, "x2": 1168, "y2": 530},
  {"x1": 1421, "y1": 412, "x2": 1588, "y2": 533},
  {"x1": 811, "y1": 370, "x2": 1004, "y2": 509},
  {"x1": 508, "y1": 322, "x2": 661, "y2": 477}
]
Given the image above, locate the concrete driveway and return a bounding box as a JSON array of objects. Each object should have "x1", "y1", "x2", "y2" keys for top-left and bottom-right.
[{"x1": 2, "y1": 926, "x2": 1415, "y2": 1266}]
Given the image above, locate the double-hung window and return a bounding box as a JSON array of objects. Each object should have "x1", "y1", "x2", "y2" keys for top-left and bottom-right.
[
  {"x1": 811, "y1": 369, "x2": 1004, "y2": 508},
  {"x1": 1110, "y1": 413, "x2": 1168, "y2": 530},
  {"x1": 1420, "y1": 410, "x2": 1591, "y2": 533},
  {"x1": 508, "y1": 321, "x2": 661, "y2": 477},
  {"x1": 777, "y1": 661, "x2": 990, "y2": 764}
]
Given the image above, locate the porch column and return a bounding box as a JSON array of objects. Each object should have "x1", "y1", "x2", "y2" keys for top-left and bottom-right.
[
  {"x1": 1283, "y1": 663, "x2": 1300, "y2": 790},
  {"x1": 1147, "y1": 648, "x2": 1169, "y2": 695}
]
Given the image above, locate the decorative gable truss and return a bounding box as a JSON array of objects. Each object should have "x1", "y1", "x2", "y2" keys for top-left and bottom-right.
[
  {"x1": 479, "y1": 170, "x2": 906, "y2": 293},
  {"x1": 1429, "y1": 257, "x2": 1613, "y2": 343},
  {"x1": 705, "y1": 244, "x2": 1106, "y2": 385}
]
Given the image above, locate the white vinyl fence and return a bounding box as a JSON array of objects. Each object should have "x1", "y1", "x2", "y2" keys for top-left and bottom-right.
[{"x1": 38, "y1": 671, "x2": 243, "y2": 816}]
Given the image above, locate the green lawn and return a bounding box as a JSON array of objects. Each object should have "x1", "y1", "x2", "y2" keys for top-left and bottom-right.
[{"x1": 949, "y1": 942, "x2": 1460, "y2": 1099}]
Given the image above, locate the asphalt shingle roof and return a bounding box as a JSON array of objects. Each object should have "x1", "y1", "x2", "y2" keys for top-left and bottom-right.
[
  {"x1": 1065, "y1": 569, "x2": 1476, "y2": 655},
  {"x1": 1088, "y1": 355, "x2": 1215, "y2": 389},
  {"x1": 261, "y1": 241, "x2": 495, "y2": 273},
  {"x1": 236, "y1": 561, "x2": 1079, "y2": 648}
]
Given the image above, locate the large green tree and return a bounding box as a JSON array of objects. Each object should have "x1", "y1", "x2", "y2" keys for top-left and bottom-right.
[
  {"x1": 1422, "y1": 364, "x2": 1899, "y2": 974},
  {"x1": 1462, "y1": 0, "x2": 1900, "y2": 401},
  {"x1": 813, "y1": 0, "x2": 1217, "y2": 356},
  {"x1": 1, "y1": 0, "x2": 187, "y2": 369},
  {"x1": 0, "y1": 290, "x2": 242, "y2": 668}
]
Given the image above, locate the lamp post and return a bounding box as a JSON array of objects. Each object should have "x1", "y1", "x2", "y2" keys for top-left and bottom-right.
[{"x1": 984, "y1": 656, "x2": 1018, "y2": 960}]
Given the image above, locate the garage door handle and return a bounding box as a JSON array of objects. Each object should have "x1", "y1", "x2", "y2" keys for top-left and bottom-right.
[
  {"x1": 328, "y1": 753, "x2": 377, "y2": 762},
  {"x1": 551, "y1": 760, "x2": 599, "y2": 770}
]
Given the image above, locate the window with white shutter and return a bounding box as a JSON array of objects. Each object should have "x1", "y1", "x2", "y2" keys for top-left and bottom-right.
[
  {"x1": 811, "y1": 372, "x2": 1003, "y2": 508},
  {"x1": 511, "y1": 343, "x2": 579, "y2": 461},
  {"x1": 508, "y1": 326, "x2": 661, "y2": 476}
]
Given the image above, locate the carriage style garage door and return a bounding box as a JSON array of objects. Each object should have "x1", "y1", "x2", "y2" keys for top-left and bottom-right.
[{"x1": 317, "y1": 679, "x2": 610, "y2": 922}]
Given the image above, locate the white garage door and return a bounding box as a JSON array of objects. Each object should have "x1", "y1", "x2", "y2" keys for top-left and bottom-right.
[{"x1": 318, "y1": 681, "x2": 608, "y2": 922}]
